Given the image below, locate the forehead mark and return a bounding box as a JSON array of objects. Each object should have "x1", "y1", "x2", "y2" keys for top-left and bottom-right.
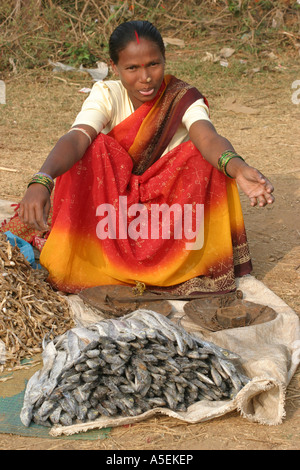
[{"x1": 134, "y1": 31, "x2": 140, "y2": 44}]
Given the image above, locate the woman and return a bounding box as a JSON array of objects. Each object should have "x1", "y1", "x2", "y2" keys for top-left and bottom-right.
[{"x1": 15, "y1": 20, "x2": 274, "y2": 294}]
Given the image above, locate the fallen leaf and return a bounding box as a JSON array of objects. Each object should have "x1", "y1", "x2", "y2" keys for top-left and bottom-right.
[
  {"x1": 220, "y1": 60, "x2": 229, "y2": 67},
  {"x1": 223, "y1": 97, "x2": 259, "y2": 115},
  {"x1": 201, "y1": 52, "x2": 221, "y2": 63},
  {"x1": 163, "y1": 37, "x2": 185, "y2": 48},
  {"x1": 220, "y1": 47, "x2": 235, "y2": 58},
  {"x1": 261, "y1": 51, "x2": 277, "y2": 60}
]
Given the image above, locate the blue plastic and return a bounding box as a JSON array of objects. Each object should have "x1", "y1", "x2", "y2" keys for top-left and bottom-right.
[{"x1": 4, "y1": 231, "x2": 41, "y2": 269}]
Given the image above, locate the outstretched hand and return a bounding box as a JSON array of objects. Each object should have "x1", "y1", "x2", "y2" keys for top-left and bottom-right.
[
  {"x1": 18, "y1": 184, "x2": 51, "y2": 232},
  {"x1": 235, "y1": 166, "x2": 274, "y2": 207}
]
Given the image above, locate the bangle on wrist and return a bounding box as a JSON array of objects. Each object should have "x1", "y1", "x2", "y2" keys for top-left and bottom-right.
[
  {"x1": 27, "y1": 172, "x2": 54, "y2": 194},
  {"x1": 217, "y1": 150, "x2": 245, "y2": 178},
  {"x1": 68, "y1": 127, "x2": 92, "y2": 145}
]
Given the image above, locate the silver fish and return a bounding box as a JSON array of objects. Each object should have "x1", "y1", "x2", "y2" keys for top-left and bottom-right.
[
  {"x1": 60, "y1": 392, "x2": 78, "y2": 417},
  {"x1": 77, "y1": 403, "x2": 88, "y2": 421},
  {"x1": 87, "y1": 409, "x2": 99, "y2": 421},
  {"x1": 191, "y1": 335, "x2": 241, "y2": 361},
  {"x1": 119, "y1": 384, "x2": 135, "y2": 394},
  {"x1": 75, "y1": 362, "x2": 89, "y2": 372},
  {"x1": 147, "y1": 397, "x2": 167, "y2": 407},
  {"x1": 86, "y1": 357, "x2": 105, "y2": 369},
  {"x1": 194, "y1": 371, "x2": 215, "y2": 386},
  {"x1": 210, "y1": 366, "x2": 223, "y2": 387},
  {"x1": 173, "y1": 375, "x2": 189, "y2": 386},
  {"x1": 123, "y1": 318, "x2": 148, "y2": 340},
  {"x1": 101, "y1": 350, "x2": 125, "y2": 365},
  {"x1": 86, "y1": 348, "x2": 101, "y2": 358},
  {"x1": 119, "y1": 396, "x2": 135, "y2": 410},
  {"x1": 96, "y1": 402, "x2": 111, "y2": 417},
  {"x1": 59, "y1": 412, "x2": 73, "y2": 426},
  {"x1": 163, "y1": 391, "x2": 178, "y2": 409},
  {"x1": 49, "y1": 405, "x2": 62, "y2": 424},
  {"x1": 35, "y1": 399, "x2": 57, "y2": 419},
  {"x1": 81, "y1": 370, "x2": 99, "y2": 383},
  {"x1": 72, "y1": 386, "x2": 90, "y2": 404},
  {"x1": 210, "y1": 356, "x2": 229, "y2": 380},
  {"x1": 65, "y1": 372, "x2": 81, "y2": 384},
  {"x1": 22, "y1": 309, "x2": 251, "y2": 427},
  {"x1": 129, "y1": 311, "x2": 175, "y2": 342},
  {"x1": 147, "y1": 364, "x2": 167, "y2": 375},
  {"x1": 92, "y1": 385, "x2": 109, "y2": 400},
  {"x1": 229, "y1": 373, "x2": 243, "y2": 391}
]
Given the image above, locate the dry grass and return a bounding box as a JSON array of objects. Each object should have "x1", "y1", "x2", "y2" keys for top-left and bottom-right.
[{"x1": 1, "y1": 0, "x2": 300, "y2": 74}]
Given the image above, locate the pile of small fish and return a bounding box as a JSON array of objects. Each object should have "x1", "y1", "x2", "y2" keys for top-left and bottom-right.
[
  {"x1": 0, "y1": 233, "x2": 75, "y2": 370},
  {"x1": 21, "y1": 309, "x2": 250, "y2": 428}
]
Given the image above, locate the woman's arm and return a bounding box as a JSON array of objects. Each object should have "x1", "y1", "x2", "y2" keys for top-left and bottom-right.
[
  {"x1": 189, "y1": 120, "x2": 274, "y2": 207},
  {"x1": 19, "y1": 124, "x2": 97, "y2": 231},
  {"x1": 39, "y1": 124, "x2": 97, "y2": 178}
]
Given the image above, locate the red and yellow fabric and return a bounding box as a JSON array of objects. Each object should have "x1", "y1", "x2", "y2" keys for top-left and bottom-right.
[
  {"x1": 39, "y1": 75, "x2": 252, "y2": 293},
  {"x1": 0, "y1": 202, "x2": 52, "y2": 250}
]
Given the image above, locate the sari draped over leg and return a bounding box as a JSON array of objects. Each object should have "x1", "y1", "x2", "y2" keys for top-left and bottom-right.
[{"x1": 37, "y1": 75, "x2": 251, "y2": 293}]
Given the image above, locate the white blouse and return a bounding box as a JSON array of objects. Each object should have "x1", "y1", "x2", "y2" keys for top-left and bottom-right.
[{"x1": 72, "y1": 79, "x2": 211, "y2": 156}]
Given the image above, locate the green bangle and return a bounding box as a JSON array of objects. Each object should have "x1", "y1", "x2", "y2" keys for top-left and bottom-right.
[
  {"x1": 27, "y1": 173, "x2": 54, "y2": 194},
  {"x1": 218, "y1": 151, "x2": 244, "y2": 178}
]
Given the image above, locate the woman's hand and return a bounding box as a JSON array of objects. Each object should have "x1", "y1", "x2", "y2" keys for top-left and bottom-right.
[
  {"x1": 18, "y1": 184, "x2": 51, "y2": 231},
  {"x1": 235, "y1": 165, "x2": 275, "y2": 207}
]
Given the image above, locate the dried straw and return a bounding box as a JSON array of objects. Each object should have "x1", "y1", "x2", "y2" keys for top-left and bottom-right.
[{"x1": 0, "y1": 232, "x2": 75, "y2": 371}]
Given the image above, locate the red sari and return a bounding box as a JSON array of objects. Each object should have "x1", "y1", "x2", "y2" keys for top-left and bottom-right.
[{"x1": 16, "y1": 75, "x2": 254, "y2": 293}]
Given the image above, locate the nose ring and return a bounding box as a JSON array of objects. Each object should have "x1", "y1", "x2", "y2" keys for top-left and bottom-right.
[{"x1": 146, "y1": 77, "x2": 151, "y2": 83}]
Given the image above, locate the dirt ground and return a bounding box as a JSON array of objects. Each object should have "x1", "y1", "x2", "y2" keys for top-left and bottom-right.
[{"x1": 0, "y1": 46, "x2": 299, "y2": 450}]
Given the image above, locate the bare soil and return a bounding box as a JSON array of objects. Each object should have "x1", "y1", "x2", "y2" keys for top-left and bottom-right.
[{"x1": 0, "y1": 50, "x2": 299, "y2": 450}]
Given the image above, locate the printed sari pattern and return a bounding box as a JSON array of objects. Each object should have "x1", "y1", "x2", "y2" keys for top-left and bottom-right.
[{"x1": 38, "y1": 75, "x2": 252, "y2": 293}]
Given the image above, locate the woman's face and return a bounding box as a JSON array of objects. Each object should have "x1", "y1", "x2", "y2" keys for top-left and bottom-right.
[{"x1": 111, "y1": 37, "x2": 165, "y2": 109}]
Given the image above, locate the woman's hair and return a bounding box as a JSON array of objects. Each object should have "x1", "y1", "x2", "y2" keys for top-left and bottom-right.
[{"x1": 109, "y1": 20, "x2": 165, "y2": 64}]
